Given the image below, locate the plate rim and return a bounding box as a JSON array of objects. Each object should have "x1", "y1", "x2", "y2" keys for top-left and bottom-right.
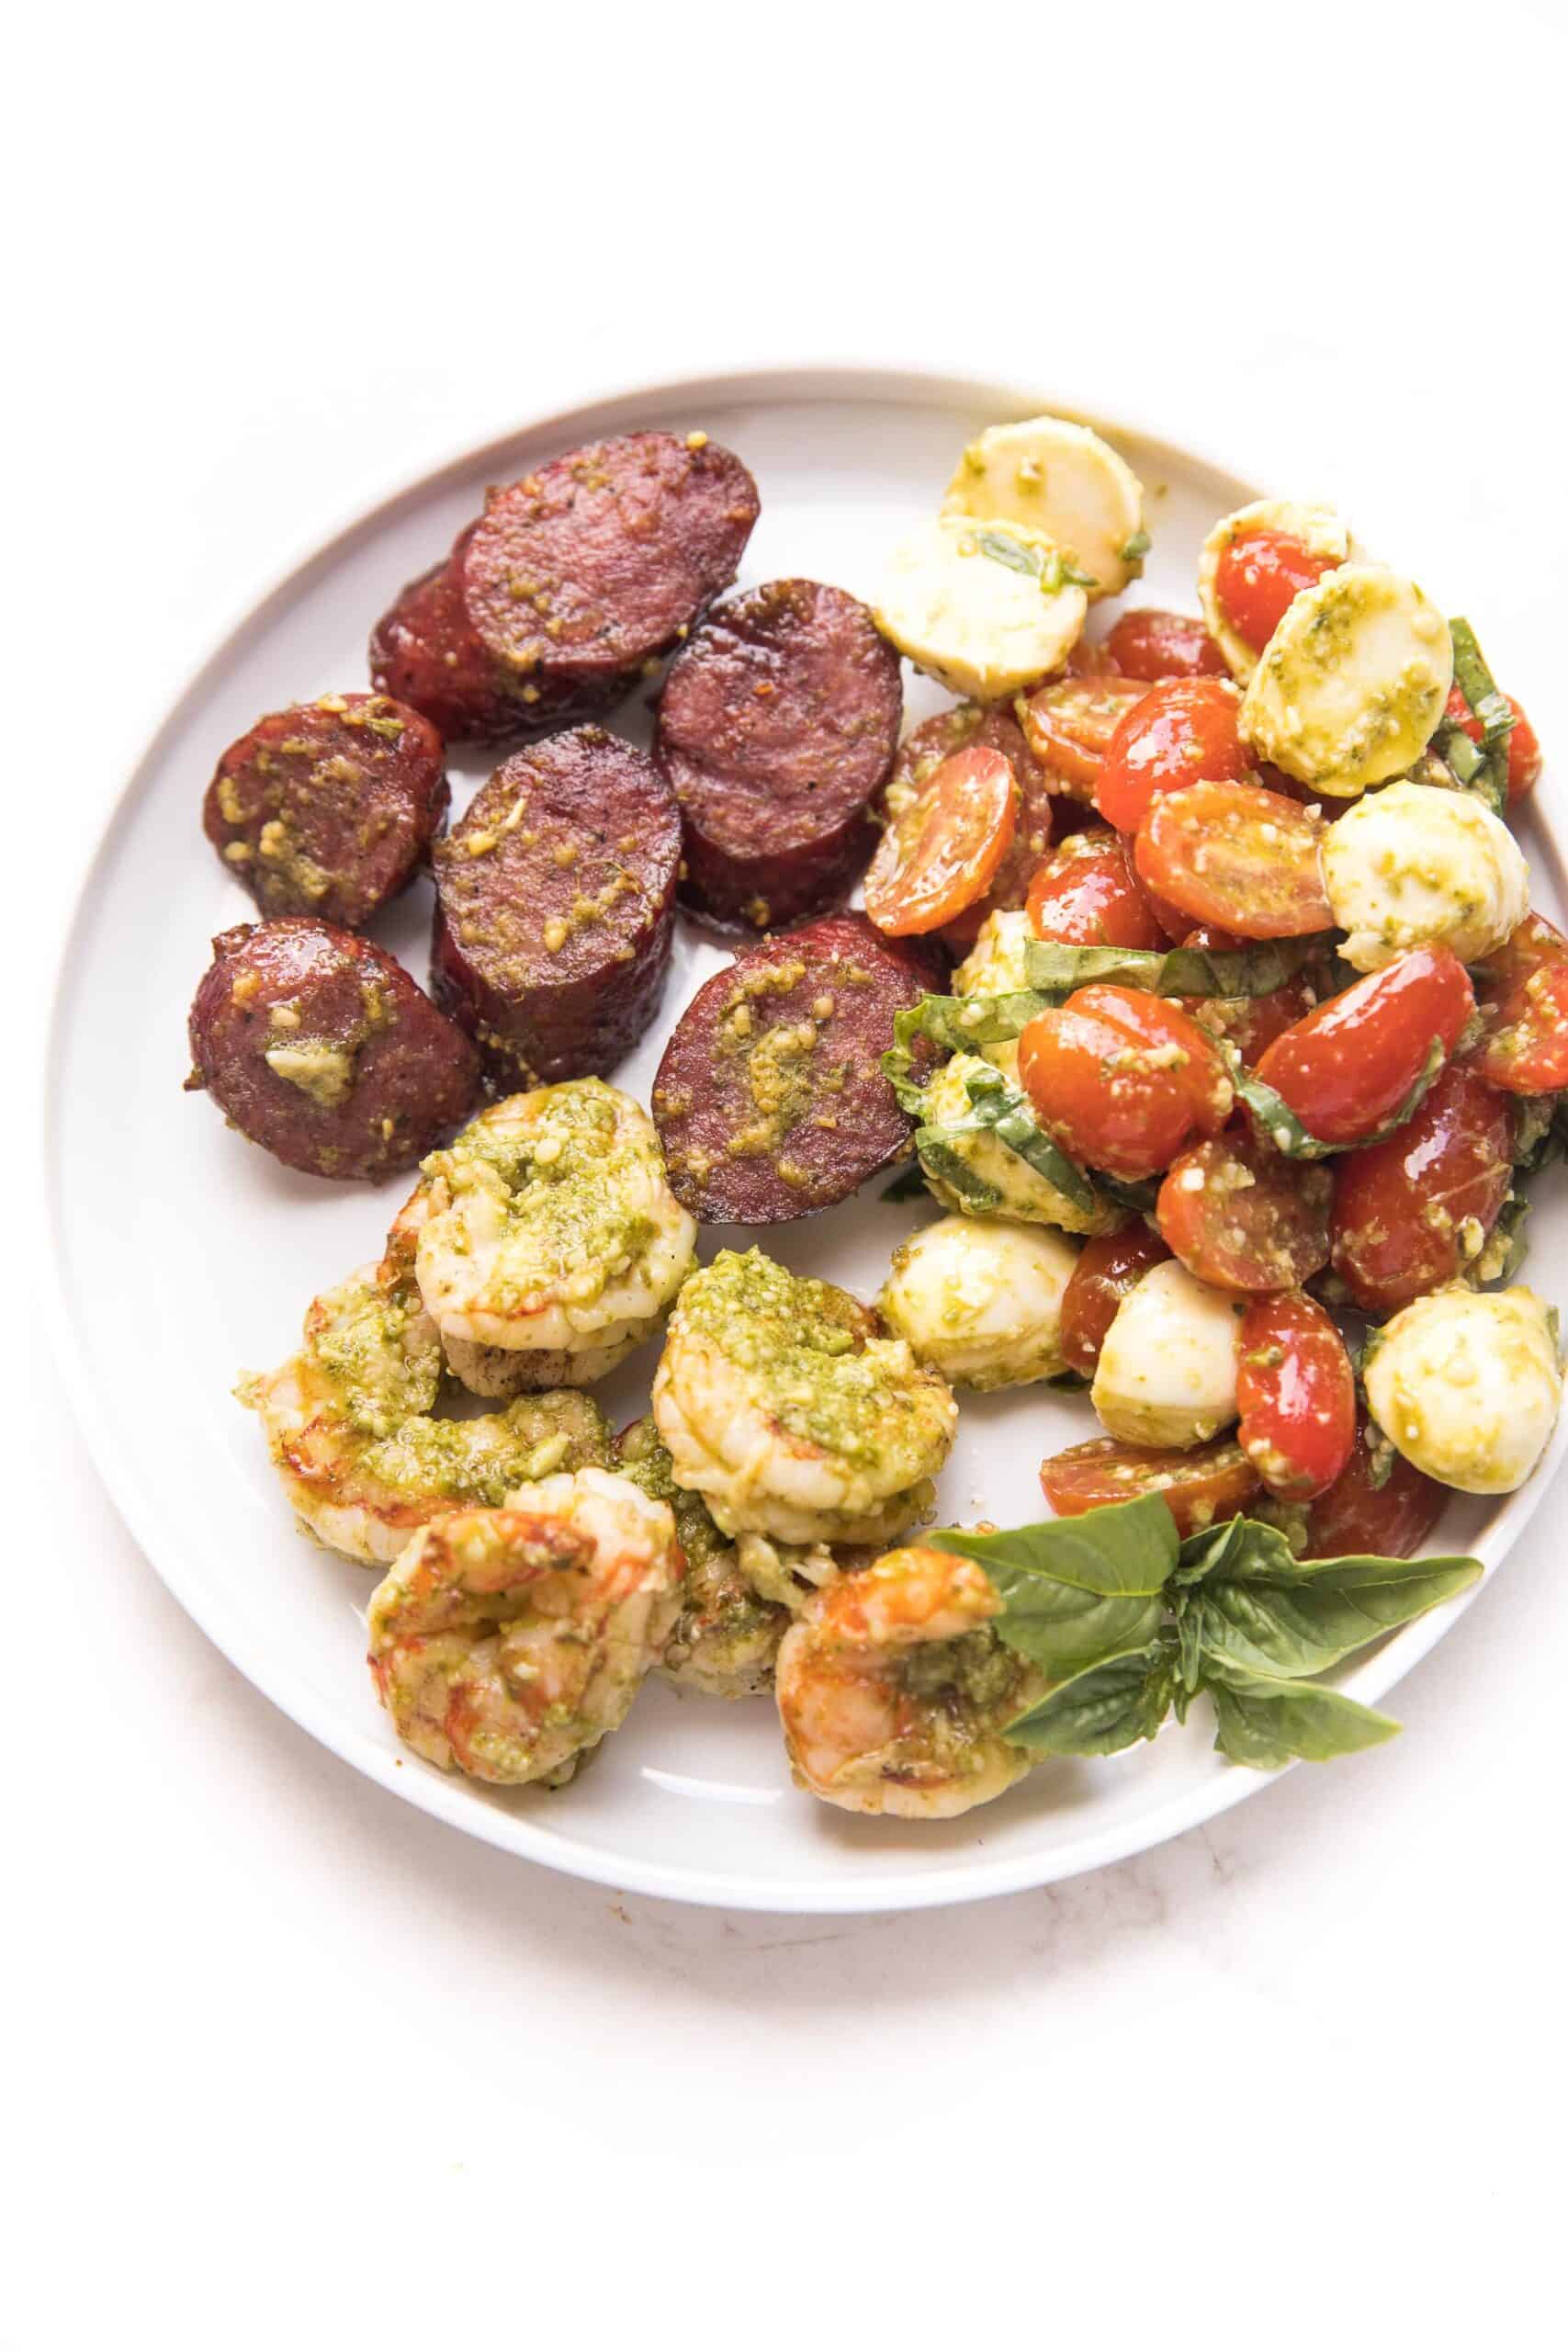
[{"x1": 41, "y1": 359, "x2": 1567, "y2": 1913}]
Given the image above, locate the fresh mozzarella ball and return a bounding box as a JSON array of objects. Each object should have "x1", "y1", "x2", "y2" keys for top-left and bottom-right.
[
  {"x1": 1198, "y1": 499, "x2": 1353, "y2": 682},
  {"x1": 874, "y1": 514, "x2": 1089, "y2": 701},
  {"x1": 1092, "y1": 1260, "x2": 1244, "y2": 1448},
  {"x1": 1323, "y1": 780, "x2": 1529, "y2": 972},
  {"x1": 953, "y1": 907, "x2": 1036, "y2": 1001},
  {"x1": 1364, "y1": 1285, "x2": 1562, "y2": 1495},
  {"x1": 942, "y1": 416, "x2": 1146, "y2": 601},
  {"x1": 880, "y1": 1216, "x2": 1079, "y2": 1391},
  {"x1": 1239, "y1": 564, "x2": 1454, "y2": 796},
  {"x1": 919, "y1": 1053, "x2": 1119, "y2": 1235}
]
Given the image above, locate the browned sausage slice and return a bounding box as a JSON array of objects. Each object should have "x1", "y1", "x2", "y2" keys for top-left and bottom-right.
[
  {"x1": 202, "y1": 693, "x2": 448, "y2": 929},
  {"x1": 459, "y1": 432, "x2": 759, "y2": 710},
  {"x1": 651, "y1": 913, "x2": 943, "y2": 1224},
  {"x1": 653, "y1": 579, "x2": 902, "y2": 932},
  {"x1": 186, "y1": 918, "x2": 480, "y2": 1181},
  {"x1": 431, "y1": 727, "x2": 681, "y2": 1090},
  {"x1": 367, "y1": 527, "x2": 522, "y2": 746}
]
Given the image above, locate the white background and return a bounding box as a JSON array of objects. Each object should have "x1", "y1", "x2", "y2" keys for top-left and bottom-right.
[{"x1": 11, "y1": 4, "x2": 1567, "y2": 2343}]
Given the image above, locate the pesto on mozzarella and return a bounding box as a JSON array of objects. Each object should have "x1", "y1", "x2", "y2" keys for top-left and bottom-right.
[
  {"x1": 1197, "y1": 498, "x2": 1353, "y2": 682},
  {"x1": 942, "y1": 415, "x2": 1146, "y2": 602},
  {"x1": 1364, "y1": 1285, "x2": 1562, "y2": 1495},
  {"x1": 879, "y1": 1215, "x2": 1078, "y2": 1391},
  {"x1": 1239, "y1": 564, "x2": 1453, "y2": 795},
  {"x1": 1323, "y1": 780, "x2": 1529, "y2": 972},
  {"x1": 874, "y1": 514, "x2": 1089, "y2": 702},
  {"x1": 919, "y1": 1053, "x2": 1120, "y2": 1235},
  {"x1": 1091, "y1": 1259, "x2": 1244, "y2": 1449}
]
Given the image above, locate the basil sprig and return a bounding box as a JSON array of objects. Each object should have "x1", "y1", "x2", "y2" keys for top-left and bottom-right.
[
  {"x1": 1434, "y1": 617, "x2": 1514, "y2": 817},
  {"x1": 931, "y1": 1497, "x2": 1481, "y2": 1770},
  {"x1": 1229, "y1": 1037, "x2": 1446, "y2": 1160}
]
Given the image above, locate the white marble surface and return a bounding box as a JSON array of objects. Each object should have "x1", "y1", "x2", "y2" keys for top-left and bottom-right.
[{"x1": 13, "y1": 7, "x2": 1567, "y2": 2339}]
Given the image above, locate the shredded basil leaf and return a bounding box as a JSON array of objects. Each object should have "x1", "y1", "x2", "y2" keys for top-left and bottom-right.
[
  {"x1": 1120, "y1": 528, "x2": 1152, "y2": 564},
  {"x1": 1229, "y1": 1037, "x2": 1445, "y2": 1160}
]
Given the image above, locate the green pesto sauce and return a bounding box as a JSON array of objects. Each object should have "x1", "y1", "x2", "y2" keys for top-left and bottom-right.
[{"x1": 615, "y1": 1414, "x2": 727, "y2": 1571}]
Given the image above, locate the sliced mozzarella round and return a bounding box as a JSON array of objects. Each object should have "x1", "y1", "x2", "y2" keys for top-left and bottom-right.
[
  {"x1": 1197, "y1": 498, "x2": 1353, "y2": 682},
  {"x1": 1364, "y1": 1285, "x2": 1562, "y2": 1495},
  {"x1": 919, "y1": 1053, "x2": 1118, "y2": 1234},
  {"x1": 942, "y1": 416, "x2": 1146, "y2": 601},
  {"x1": 874, "y1": 514, "x2": 1088, "y2": 702},
  {"x1": 879, "y1": 1215, "x2": 1078, "y2": 1391},
  {"x1": 1091, "y1": 1259, "x2": 1244, "y2": 1449},
  {"x1": 1239, "y1": 564, "x2": 1454, "y2": 795},
  {"x1": 1323, "y1": 780, "x2": 1529, "y2": 972}
]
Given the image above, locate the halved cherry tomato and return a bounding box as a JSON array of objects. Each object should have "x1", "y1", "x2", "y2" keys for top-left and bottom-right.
[
  {"x1": 1468, "y1": 912, "x2": 1568, "y2": 1094},
  {"x1": 1041, "y1": 1434, "x2": 1260, "y2": 1537},
  {"x1": 1253, "y1": 946, "x2": 1475, "y2": 1148},
  {"x1": 1444, "y1": 683, "x2": 1543, "y2": 806},
  {"x1": 934, "y1": 708, "x2": 1062, "y2": 951},
  {"x1": 863, "y1": 745, "x2": 1017, "y2": 936},
  {"x1": 1235, "y1": 1293, "x2": 1355, "y2": 1501},
  {"x1": 1213, "y1": 528, "x2": 1338, "y2": 654},
  {"x1": 1329, "y1": 1065, "x2": 1513, "y2": 1313},
  {"x1": 1156, "y1": 1128, "x2": 1331, "y2": 1295},
  {"x1": 1025, "y1": 827, "x2": 1169, "y2": 949},
  {"x1": 1134, "y1": 778, "x2": 1333, "y2": 940},
  {"x1": 1178, "y1": 926, "x2": 1325, "y2": 1069},
  {"x1": 1103, "y1": 608, "x2": 1227, "y2": 682},
  {"x1": 1014, "y1": 676, "x2": 1152, "y2": 798},
  {"x1": 1017, "y1": 985, "x2": 1234, "y2": 1181},
  {"x1": 1058, "y1": 1225, "x2": 1173, "y2": 1377},
  {"x1": 1303, "y1": 1411, "x2": 1446, "y2": 1560},
  {"x1": 1094, "y1": 678, "x2": 1251, "y2": 832}
]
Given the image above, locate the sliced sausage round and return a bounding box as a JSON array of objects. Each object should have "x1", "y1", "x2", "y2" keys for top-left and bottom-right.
[
  {"x1": 431, "y1": 726, "x2": 681, "y2": 1090},
  {"x1": 367, "y1": 526, "x2": 523, "y2": 746},
  {"x1": 882, "y1": 699, "x2": 1060, "y2": 944},
  {"x1": 459, "y1": 432, "x2": 760, "y2": 712},
  {"x1": 186, "y1": 918, "x2": 481, "y2": 1181},
  {"x1": 202, "y1": 692, "x2": 448, "y2": 929},
  {"x1": 654, "y1": 579, "x2": 902, "y2": 932},
  {"x1": 652, "y1": 913, "x2": 943, "y2": 1224}
]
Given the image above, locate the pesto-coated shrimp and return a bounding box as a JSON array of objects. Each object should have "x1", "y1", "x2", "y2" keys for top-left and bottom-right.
[
  {"x1": 243, "y1": 1227, "x2": 611, "y2": 1566},
  {"x1": 614, "y1": 1415, "x2": 790, "y2": 1698},
  {"x1": 775, "y1": 1547, "x2": 1043, "y2": 1818},
  {"x1": 412, "y1": 1080, "x2": 695, "y2": 1392},
  {"x1": 652, "y1": 1250, "x2": 957, "y2": 1545},
  {"x1": 367, "y1": 1468, "x2": 682, "y2": 1784}
]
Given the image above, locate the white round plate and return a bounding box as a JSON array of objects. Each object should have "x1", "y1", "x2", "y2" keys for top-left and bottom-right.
[{"x1": 44, "y1": 366, "x2": 1566, "y2": 1911}]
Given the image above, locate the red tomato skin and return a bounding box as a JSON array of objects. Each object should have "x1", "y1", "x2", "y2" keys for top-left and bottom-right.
[
  {"x1": 1156, "y1": 1130, "x2": 1331, "y2": 1295},
  {"x1": 1018, "y1": 988, "x2": 1233, "y2": 1182},
  {"x1": 1235, "y1": 1293, "x2": 1356, "y2": 1501},
  {"x1": 1094, "y1": 679, "x2": 1250, "y2": 832},
  {"x1": 1059, "y1": 1226, "x2": 1172, "y2": 1377},
  {"x1": 1134, "y1": 777, "x2": 1333, "y2": 940},
  {"x1": 1252, "y1": 947, "x2": 1475, "y2": 1148},
  {"x1": 1015, "y1": 677, "x2": 1152, "y2": 797},
  {"x1": 1041, "y1": 1436, "x2": 1260, "y2": 1537},
  {"x1": 1024, "y1": 828, "x2": 1168, "y2": 950},
  {"x1": 1329, "y1": 1066, "x2": 1514, "y2": 1314},
  {"x1": 1103, "y1": 609, "x2": 1227, "y2": 683},
  {"x1": 1469, "y1": 913, "x2": 1568, "y2": 1095},
  {"x1": 1213, "y1": 529, "x2": 1338, "y2": 654},
  {"x1": 1445, "y1": 684, "x2": 1543, "y2": 806},
  {"x1": 1303, "y1": 1414, "x2": 1446, "y2": 1559}
]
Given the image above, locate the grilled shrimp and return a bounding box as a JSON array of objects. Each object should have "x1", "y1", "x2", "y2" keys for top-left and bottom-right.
[
  {"x1": 613, "y1": 1414, "x2": 790, "y2": 1698},
  {"x1": 775, "y1": 1547, "x2": 1043, "y2": 1818},
  {"x1": 367, "y1": 1467, "x2": 682, "y2": 1784},
  {"x1": 242, "y1": 1222, "x2": 611, "y2": 1565},
  {"x1": 411, "y1": 1081, "x2": 695, "y2": 1392},
  {"x1": 651, "y1": 1249, "x2": 957, "y2": 1546}
]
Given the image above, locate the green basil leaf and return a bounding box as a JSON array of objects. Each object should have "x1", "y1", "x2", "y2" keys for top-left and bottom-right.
[
  {"x1": 1022, "y1": 936, "x2": 1314, "y2": 1001},
  {"x1": 974, "y1": 526, "x2": 1045, "y2": 578},
  {"x1": 1205, "y1": 1667, "x2": 1401, "y2": 1770},
  {"x1": 1230, "y1": 1037, "x2": 1445, "y2": 1160},
  {"x1": 960, "y1": 1063, "x2": 1100, "y2": 1212},
  {"x1": 994, "y1": 1585, "x2": 1164, "y2": 1681},
  {"x1": 909, "y1": 1130, "x2": 1002, "y2": 1211},
  {"x1": 1120, "y1": 528, "x2": 1152, "y2": 565},
  {"x1": 1190, "y1": 1553, "x2": 1481, "y2": 1679},
  {"x1": 931, "y1": 1494, "x2": 1180, "y2": 1598},
  {"x1": 1446, "y1": 617, "x2": 1514, "y2": 817},
  {"x1": 1172, "y1": 1514, "x2": 1258, "y2": 1586},
  {"x1": 1005, "y1": 1640, "x2": 1179, "y2": 1757}
]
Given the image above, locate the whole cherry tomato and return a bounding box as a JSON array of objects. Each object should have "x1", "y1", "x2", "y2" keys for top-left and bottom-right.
[
  {"x1": 1444, "y1": 683, "x2": 1543, "y2": 806},
  {"x1": 1235, "y1": 1292, "x2": 1356, "y2": 1501},
  {"x1": 1103, "y1": 608, "x2": 1227, "y2": 682},
  {"x1": 1156, "y1": 1129, "x2": 1331, "y2": 1294},
  {"x1": 1134, "y1": 777, "x2": 1333, "y2": 939},
  {"x1": 1468, "y1": 913, "x2": 1568, "y2": 1094},
  {"x1": 864, "y1": 746, "x2": 1017, "y2": 936},
  {"x1": 1014, "y1": 675, "x2": 1151, "y2": 798},
  {"x1": 1058, "y1": 1225, "x2": 1173, "y2": 1377},
  {"x1": 1017, "y1": 985, "x2": 1234, "y2": 1181},
  {"x1": 1025, "y1": 827, "x2": 1170, "y2": 949},
  {"x1": 1252, "y1": 946, "x2": 1475, "y2": 1148},
  {"x1": 1095, "y1": 679, "x2": 1251, "y2": 832},
  {"x1": 1213, "y1": 528, "x2": 1339, "y2": 654},
  {"x1": 1303, "y1": 1411, "x2": 1446, "y2": 1560},
  {"x1": 1041, "y1": 1434, "x2": 1260, "y2": 1536},
  {"x1": 1329, "y1": 1065, "x2": 1514, "y2": 1313}
]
